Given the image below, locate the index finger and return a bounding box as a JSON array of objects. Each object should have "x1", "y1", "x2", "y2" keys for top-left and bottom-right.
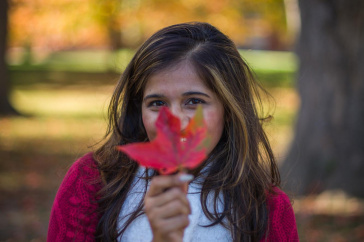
[{"x1": 147, "y1": 174, "x2": 194, "y2": 197}]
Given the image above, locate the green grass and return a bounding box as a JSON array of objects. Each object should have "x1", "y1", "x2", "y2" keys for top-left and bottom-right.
[
  {"x1": 8, "y1": 49, "x2": 297, "y2": 87},
  {"x1": 8, "y1": 49, "x2": 134, "y2": 73},
  {"x1": 239, "y1": 50, "x2": 297, "y2": 73},
  {"x1": 11, "y1": 88, "x2": 111, "y2": 118},
  {"x1": 239, "y1": 50, "x2": 297, "y2": 87}
]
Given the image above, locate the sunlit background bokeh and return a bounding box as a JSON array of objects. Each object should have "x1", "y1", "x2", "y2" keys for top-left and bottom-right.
[{"x1": 1, "y1": 0, "x2": 363, "y2": 241}]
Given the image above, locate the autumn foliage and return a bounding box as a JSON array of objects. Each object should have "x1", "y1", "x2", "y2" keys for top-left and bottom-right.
[{"x1": 8, "y1": 0, "x2": 288, "y2": 50}]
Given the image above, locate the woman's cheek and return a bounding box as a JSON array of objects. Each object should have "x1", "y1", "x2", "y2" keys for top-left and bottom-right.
[
  {"x1": 204, "y1": 109, "x2": 225, "y2": 153},
  {"x1": 142, "y1": 112, "x2": 158, "y2": 141}
]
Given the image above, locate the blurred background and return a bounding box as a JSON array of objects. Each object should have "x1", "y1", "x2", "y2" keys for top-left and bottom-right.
[{"x1": 0, "y1": 0, "x2": 363, "y2": 241}]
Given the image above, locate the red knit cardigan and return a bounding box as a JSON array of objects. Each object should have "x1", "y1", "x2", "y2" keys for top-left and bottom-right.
[{"x1": 48, "y1": 153, "x2": 299, "y2": 241}]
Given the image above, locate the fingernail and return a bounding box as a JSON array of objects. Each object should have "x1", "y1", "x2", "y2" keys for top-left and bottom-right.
[{"x1": 179, "y1": 174, "x2": 194, "y2": 183}]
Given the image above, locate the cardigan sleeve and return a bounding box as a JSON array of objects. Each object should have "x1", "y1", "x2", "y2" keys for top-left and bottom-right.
[
  {"x1": 262, "y1": 187, "x2": 299, "y2": 241},
  {"x1": 47, "y1": 153, "x2": 103, "y2": 242}
]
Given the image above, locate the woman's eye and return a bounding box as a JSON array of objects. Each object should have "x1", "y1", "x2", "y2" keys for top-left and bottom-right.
[
  {"x1": 186, "y1": 98, "x2": 205, "y2": 105},
  {"x1": 148, "y1": 100, "x2": 165, "y2": 107}
]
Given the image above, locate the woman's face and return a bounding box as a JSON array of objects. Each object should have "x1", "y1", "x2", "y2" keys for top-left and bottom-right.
[{"x1": 142, "y1": 61, "x2": 225, "y2": 155}]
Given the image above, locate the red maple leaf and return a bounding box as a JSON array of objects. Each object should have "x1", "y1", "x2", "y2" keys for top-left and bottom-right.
[{"x1": 117, "y1": 106, "x2": 210, "y2": 174}]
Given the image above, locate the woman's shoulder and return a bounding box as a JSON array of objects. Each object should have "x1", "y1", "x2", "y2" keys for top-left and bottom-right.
[
  {"x1": 265, "y1": 186, "x2": 295, "y2": 220},
  {"x1": 57, "y1": 152, "x2": 103, "y2": 200},
  {"x1": 264, "y1": 186, "x2": 299, "y2": 241},
  {"x1": 64, "y1": 152, "x2": 101, "y2": 183},
  {"x1": 266, "y1": 187, "x2": 292, "y2": 209},
  {"x1": 53, "y1": 152, "x2": 103, "y2": 208},
  {"x1": 67, "y1": 152, "x2": 99, "y2": 174},
  {"x1": 48, "y1": 152, "x2": 102, "y2": 241}
]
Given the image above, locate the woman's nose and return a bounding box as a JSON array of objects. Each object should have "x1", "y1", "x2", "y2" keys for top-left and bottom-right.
[
  {"x1": 170, "y1": 106, "x2": 190, "y2": 130},
  {"x1": 180, "y1": 115, "x2": 190, "y2": 131}
]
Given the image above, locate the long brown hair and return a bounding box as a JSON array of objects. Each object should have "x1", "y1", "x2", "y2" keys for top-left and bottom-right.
[{"x1": 94, "y1": 22, "x2": 280, "y2": 241}]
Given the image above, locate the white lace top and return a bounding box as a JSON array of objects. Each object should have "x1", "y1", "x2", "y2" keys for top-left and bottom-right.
[{"x1": 117, "y1": 167, "x2": 232, "y2": 241}]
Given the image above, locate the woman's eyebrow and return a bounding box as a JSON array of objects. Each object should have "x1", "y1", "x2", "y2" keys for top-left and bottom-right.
[
  {"x1": 143, "y1": 94, "x2": 165, "y2": 101},
  {"x1": 182, "y1": 91, "x2": 211, "y2": 98}
]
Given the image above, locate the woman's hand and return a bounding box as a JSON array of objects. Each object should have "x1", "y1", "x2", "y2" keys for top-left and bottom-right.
[{"x1": 145, "y1": 173, "x2": 193, "y2": 242}]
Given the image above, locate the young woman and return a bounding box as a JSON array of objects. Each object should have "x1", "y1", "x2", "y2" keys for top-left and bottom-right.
[{"x1": 48, "y1": 22, "x2": 298, "y2": 242}]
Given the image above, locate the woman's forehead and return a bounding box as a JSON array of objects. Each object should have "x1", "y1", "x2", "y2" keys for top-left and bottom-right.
[{"x1": 143, "y1": 62, "x2": 209, "y2": 95}]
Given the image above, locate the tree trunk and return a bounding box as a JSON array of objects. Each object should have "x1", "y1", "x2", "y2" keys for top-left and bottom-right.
[
  {"x1": 281, "y1": 0, "x2": 364, "y2": 197},
  {"x1": 0, "y1": 0, "x2": 18, "y2": 115}
]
